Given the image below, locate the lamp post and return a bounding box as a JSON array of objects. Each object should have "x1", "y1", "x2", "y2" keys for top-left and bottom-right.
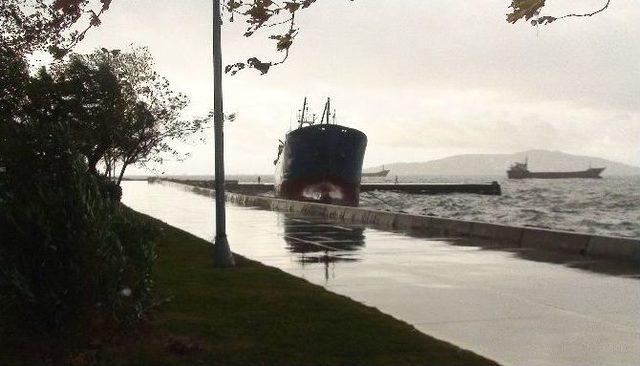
[{"x1": 212, "y1": 0, "x2": 234, "y2": 267}]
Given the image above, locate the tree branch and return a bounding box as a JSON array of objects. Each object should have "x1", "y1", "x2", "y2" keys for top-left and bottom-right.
[{"x1": 558, "y1": 0, "x2": 611, "y2": 19}]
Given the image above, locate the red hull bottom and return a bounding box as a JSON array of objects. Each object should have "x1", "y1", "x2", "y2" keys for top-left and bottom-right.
[{"x1": 277, "y1": 177, "x2": 360, "y2": 206}]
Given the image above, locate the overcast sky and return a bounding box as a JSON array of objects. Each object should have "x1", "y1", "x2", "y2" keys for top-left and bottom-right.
[{"x1": 74, "y1": 0, "x2": 639, "y2": 175}]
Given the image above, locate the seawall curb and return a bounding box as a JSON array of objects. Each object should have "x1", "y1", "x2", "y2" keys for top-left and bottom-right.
[{"x1": 158, "y1": 180, "x2": 640, "y2": 264}]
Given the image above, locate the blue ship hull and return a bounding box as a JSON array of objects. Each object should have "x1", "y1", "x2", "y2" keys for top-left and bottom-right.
[{"x1": 275, "y1": 124, "x2": 367, "y2": 206}]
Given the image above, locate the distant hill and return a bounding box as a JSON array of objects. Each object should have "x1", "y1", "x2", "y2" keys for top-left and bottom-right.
[{"x1": 365, "y1": 150, "x2": 640, "y2": 176}]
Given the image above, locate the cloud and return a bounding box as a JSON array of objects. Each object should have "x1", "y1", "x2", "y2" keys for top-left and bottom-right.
[{"x1": 78, "y1": 0, "x2": 640, "y2": 174}]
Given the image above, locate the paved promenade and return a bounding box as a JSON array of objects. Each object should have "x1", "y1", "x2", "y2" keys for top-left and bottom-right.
[{"x1": 123, "y1": 181, "x2": 640, "y2": 366}]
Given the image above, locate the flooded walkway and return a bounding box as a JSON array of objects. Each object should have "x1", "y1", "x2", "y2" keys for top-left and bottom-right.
[{"x1": 123, "y1": 181, "x2": 640, "y2": 366}]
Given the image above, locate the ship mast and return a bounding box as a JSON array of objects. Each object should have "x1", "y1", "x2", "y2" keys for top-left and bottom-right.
[
  {"x1": 326, "y1": 98, "x2": 330, "y2": 124},
  {"x1": 300, "y1": 97, "x2": 336, "y2": 126},
  {"x1": 298, "y1": 97, "x2": 307, "y2": 128},
  {"x1": 320, "y1": 97, "x2": 331, "y2": 124}
]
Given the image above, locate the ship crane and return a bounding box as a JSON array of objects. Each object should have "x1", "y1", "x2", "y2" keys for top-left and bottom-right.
[
  {"x1": 319, "y1": 97, "x2": 333, "y2": 124},
  {"x1": 298, "y1": 97, "x2": 337, "y2": 127},
  {"x1": 297, "y1": 97, "x2": 310, "y2": 128}
]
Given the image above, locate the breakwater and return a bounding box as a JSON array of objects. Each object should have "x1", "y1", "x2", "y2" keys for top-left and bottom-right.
[{"x1": 162, "y1": 178, "x2": 501, "y2": 195}]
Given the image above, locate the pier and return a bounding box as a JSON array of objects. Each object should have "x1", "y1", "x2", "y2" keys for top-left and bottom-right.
[
  {"x1": 163, "y1": 179, "x2": 502, "y2": 196},
  {"x1": 359, "y1": 181, "x2": 501, "y2": 195}
]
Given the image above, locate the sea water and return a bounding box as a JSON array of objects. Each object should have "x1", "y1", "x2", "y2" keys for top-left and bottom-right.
[
  {"x1": 357, "y1": 175, "x2": 640, "y2": 238},
  {"x1": 166, "y1": 174, "x2": 639, "y2": 238}
]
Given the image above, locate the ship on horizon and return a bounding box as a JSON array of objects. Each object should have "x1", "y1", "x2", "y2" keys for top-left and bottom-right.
[
  {"x1": 507, "y1": 158, "x2": 605, "y2": 179},
  {"x1": 362, "y1": 165, "x2": 390, "y2": 177},
  {"x1": 274, "y1": 98, "x2": 367, "y2": 206}
]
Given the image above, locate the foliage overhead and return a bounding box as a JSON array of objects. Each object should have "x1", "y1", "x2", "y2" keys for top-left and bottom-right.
[
  {"x1": 224, "y1": 0, "x2": 335, "y2": 75},
  {"x1": 225, "y1": 0, "x2": 614, "y2": 75},
  {"x1": 0, "y1": 0, "x2": 110, "y2": 57},
  {"x1": 507, "y1": 0, "x2": 612, "y2": 26},
  {"x1": 1, "y1": 1, "x2": 614, "y2": 72},
  {"x1": 507, "y1": 0, "x2": 548, "y2": 24}
]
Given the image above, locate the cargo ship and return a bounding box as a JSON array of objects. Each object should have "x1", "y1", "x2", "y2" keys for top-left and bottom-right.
[
  {"x1": 507, "y1": 159, "x2": 605, "y2": 179},
  {"x1": 274, "y1": 98, "x2": 367, "y2": 206},
  {"x1": 362, "y1": 165, "x2": 390, "y2": 177}
]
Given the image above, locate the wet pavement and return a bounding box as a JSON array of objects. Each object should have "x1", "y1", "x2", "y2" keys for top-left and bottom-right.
[{"x1": 123, "y1": 181, "x2": 640, "y2": 366}]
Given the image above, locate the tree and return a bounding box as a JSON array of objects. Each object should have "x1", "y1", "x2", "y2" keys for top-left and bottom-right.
[
  {"x1": 96, "y1": 48, "x2": 207, "y2": 184},
  {"x1": 52, "y1": 47, "x2": 207, "y2": 184},
  {"x1": 1, "y1": 45, "x2": 206, "y2": 184},
  {"x1": 0, "y1": 46, "x2": 157, "y2": 333},
  {"x1": 54, "y1": 50, "x2": 128, "y2": 175}
]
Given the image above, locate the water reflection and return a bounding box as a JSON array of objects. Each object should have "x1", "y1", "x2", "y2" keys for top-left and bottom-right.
[
  {"x1": 281, "y1": 215, "x2": 365, "y2": 280},
  {"x1": 121, "y1": 181, "x2": 640, "y2": 366},
  {"x1": 138, "y1": 181, "x2": 640, "y2": 279}
]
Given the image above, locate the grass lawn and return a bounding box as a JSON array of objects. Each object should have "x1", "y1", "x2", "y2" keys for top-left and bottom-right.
[{"x1": 2, "y1": 210, "x2": 499, "y2": 366}]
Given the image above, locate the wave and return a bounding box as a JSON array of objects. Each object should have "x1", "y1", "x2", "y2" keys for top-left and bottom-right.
[{"x1": 358, "y1": 176, "x2": 640, "y2": 238}]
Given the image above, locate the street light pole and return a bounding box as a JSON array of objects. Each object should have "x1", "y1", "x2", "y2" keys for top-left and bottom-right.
[{"x1": 212, "y1": 0, "x2": 234, "y2": 267}]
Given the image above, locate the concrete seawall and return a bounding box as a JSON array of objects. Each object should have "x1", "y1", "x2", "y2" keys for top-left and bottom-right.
[{"x1": 160, "y1": 180, "x2": 640, "y2": 264}]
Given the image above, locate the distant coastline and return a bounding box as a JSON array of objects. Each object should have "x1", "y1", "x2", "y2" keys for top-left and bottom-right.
[
  {"x1": 364, "y1": 150, "x2": 640, "y2": 176},
  {"x1": 127, "y1": 149, "x2": 639, "y2": 180}
]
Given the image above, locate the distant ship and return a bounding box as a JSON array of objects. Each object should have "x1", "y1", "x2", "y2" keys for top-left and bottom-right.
[
  {"x1": 274, "y1": 98, "x2": 367, "y2": 206},
  {"x1": 362, "y1": 165, "x2": 390, "y2": 177},
  {"x1": 507, "y1": 158, "x2": 605, "y2": 179}
]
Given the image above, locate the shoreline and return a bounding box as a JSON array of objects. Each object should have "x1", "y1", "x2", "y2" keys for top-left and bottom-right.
[
  {"x1": 160, "y1": 179, "x2": 640, "y2": 264},
  {"x1": 154, "y1": 176, "x2": 640, "y2": 239},
  {"x1": 1, "y1": 207, "x2": 499, "y2": 365}
]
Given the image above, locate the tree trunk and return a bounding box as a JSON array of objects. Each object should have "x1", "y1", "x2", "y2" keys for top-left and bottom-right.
[
  {"x1": 116, "y1": 161, "x2": 129, "y2": 186},
  {"x1": 87, "y1": 144, "x2": 109, "y2": 175}
]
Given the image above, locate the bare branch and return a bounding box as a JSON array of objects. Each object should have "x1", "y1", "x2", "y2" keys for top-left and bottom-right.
[{"x1": 558, "y1": 0, "x2": 611, "y2": 20}]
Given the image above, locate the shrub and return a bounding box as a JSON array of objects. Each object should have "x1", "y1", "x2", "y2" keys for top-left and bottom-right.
[
  {"x1": 0, "y1": 49, "x2": 157, "y2": 332},
  {"x1": 0, "y1": 154, "x2": 157, "y2": 332}
]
